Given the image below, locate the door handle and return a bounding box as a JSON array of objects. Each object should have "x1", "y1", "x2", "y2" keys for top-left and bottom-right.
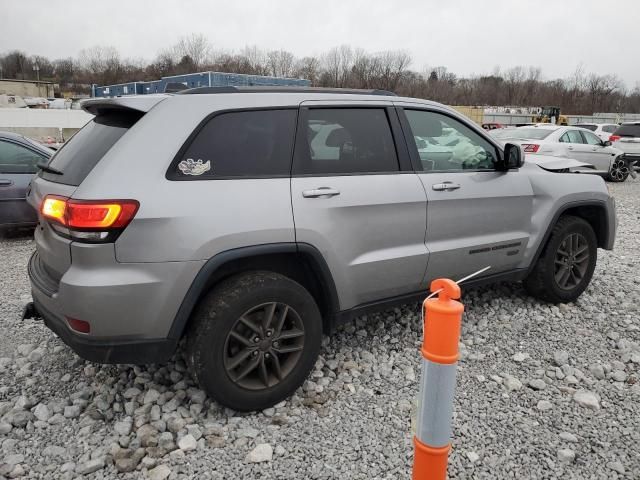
[
  {"x1": 0, "y1": 179, "x2": 13, "y2": 187},
  {"x1": 432, "y1": 182, "x2": 461, "y2": 191},
  {"x1": 302, "y1": 187, "x2": 341, "y2": 198},
  {"x1": 567, "y1": 146, "x2": 574, "y2": 150}
]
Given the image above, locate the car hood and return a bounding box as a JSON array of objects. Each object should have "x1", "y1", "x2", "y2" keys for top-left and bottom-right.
[{"x1": 525, "y1": 154, "x2": 594, "y2": 171}]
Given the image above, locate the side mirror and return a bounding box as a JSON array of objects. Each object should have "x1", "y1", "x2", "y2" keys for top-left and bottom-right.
[
  {"x1": 502, "y1": 142, "x2": 524, "y2": 170},
  {"x1": 602, "y1": 140, "x2": 612, "y2": 147}
]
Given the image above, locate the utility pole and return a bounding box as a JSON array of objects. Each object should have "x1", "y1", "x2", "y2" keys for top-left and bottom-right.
[{"x1": 33, "y1": 63, "x2": 40, "y2": 82}]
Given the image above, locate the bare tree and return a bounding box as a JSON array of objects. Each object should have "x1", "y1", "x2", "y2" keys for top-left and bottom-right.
[
  {"x1": 267, "y1": 50, "x2": 295, "y2": 78},
  {"x1": 173, "y1": 34, "x2": 212, "y2": 69},
  {"x1": 322, "y1": 45, "x2": 353, "y2": 87}
]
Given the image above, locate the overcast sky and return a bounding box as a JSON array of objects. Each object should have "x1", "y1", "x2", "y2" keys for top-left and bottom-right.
[{"x1": 2, "y1": 0, "x2": 638, "y2": 87}]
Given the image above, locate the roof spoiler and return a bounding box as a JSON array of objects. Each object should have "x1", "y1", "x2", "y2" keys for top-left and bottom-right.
[{"x1": 81, "y1": 95, "x2": 169, "y2": 115}]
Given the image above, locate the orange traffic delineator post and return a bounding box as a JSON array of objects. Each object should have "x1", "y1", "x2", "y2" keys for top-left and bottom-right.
[{"x1": 412, "y1": 278, "x2": 464, "y2": 480}]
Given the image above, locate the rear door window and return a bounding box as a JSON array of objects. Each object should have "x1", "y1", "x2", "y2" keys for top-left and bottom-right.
[
  {"x1": 42, "y1": 110, "x2": 143, "y2": 186},
  {"x1": 560, "y1": 130, "x2": 584, "y2": 143},
  {"x1": 170, "y1": 109, "x2": 297, "y2": 179},
  {"x1": 293, "y1": 108, "x2": 399, "y2": 175},
  {"x1": 0, "y1": 140, "x2": 44, "y2": 173}
]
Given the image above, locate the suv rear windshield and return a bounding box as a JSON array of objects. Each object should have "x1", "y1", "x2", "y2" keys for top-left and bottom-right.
[
  {"x1": 576, "y1": 124, "x2": 596, "y2": 131},
  {"x1": 613, "y1": 124, "x2": 640, "y2": 137},
  {"x1": 41, "y1": 110, "x2": 143, "y2": 186}
]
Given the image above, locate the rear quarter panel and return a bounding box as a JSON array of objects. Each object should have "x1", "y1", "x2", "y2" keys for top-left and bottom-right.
[{"x1": 72, "y1": 94, "x2": 300, "y2": 262}]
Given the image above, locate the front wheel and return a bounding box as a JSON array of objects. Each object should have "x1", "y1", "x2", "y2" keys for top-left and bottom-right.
[
  {"x1": 186, "y1": 271, "x2": 322, "y2": 412},
  {"x1": 607, "y1": 157, "x2": 629, "y2": 182},
  {"x1": 524, "y1": 215, "x2": 597, "y2": 303}
]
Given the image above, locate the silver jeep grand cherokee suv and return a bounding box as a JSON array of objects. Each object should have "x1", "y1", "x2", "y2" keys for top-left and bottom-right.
[{"x1": 26, "y1": 87, "x2": 616, "y2": 411}]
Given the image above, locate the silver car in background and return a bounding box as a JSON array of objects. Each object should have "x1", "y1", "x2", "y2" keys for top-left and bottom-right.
[{"x1": 490, "y1": 124, "x2": 629, "y2": 181}]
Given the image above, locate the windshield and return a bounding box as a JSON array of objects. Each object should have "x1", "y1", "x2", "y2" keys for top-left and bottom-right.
[
  {"x1": 576, "y1": 124, "x2": 597, "y2": 131},
  {"x1": 490, "y1": 128, "x2": 554, "y2": 140}
]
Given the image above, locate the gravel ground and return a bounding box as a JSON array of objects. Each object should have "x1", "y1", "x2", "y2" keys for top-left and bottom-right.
[{"x1": 1, "y1": 179, "x2": 639, "y2": 480}]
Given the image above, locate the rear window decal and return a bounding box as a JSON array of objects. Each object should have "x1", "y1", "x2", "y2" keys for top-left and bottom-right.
[{"x1": 178, "y1": 158, "x2": 211, "y2": 176}]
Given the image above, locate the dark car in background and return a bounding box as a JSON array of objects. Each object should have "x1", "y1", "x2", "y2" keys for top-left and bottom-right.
[{"x1": 0, "y1": 132, "x2": 54, "y2": 228}]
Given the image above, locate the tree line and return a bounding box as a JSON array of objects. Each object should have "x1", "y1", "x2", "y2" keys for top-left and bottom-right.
[{"x1": 2, "y1": 34, "x2": 639, "y2": 114}]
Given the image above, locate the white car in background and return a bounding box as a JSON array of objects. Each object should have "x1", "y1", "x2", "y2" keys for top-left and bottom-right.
[
  {"x1": 490, "y1": 124, "x2": 630, "y2": 182},
  {"x1": 573, "y1": 123, "x2": 619, "y2": 141}
]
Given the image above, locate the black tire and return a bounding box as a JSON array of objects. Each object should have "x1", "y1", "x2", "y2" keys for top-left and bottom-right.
[
  {"x1": 186, "y1": 271, "x2": 322, "y2": 412},
  {"x1": 524, "y1": 215, "x2": 597, "y2": 303},
  {"x1": 607, "y1": 157, "x2": 629, "y2": 182}
]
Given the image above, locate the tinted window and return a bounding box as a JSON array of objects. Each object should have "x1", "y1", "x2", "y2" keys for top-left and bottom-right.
[
  {"x1": 294, "y1": 108, "x2": 398, "y2": 175},
  {"x1": 576, "y1": 124, "x2": 597, "y2": 131},
  {"x1": 405, "y1": 110, "x2": 497, "y2": 172},
  {"x1": 174, "y1": 109, "x2": 297, "y2": 178},
  {"x1": 560, "y1": 130, "x2": 584, "y2": 143},
  {"x1": 0, "y1": 140, "x2": 44, "y2": 173},
  {"x1": 602, "y1": 125, "x2": 617, "y2": 133},
  {"x1": 582, "y1": 131, "x2": 602, "y2": 145},
  {"x1": 43, "y1": 111, "x2": 142, "y2": 186},
  {"x1": 613, "y1": 124, "x2": 640, "y2": 137}
]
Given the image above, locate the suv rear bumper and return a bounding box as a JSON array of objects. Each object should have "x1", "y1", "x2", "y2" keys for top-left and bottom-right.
[
  {"x1": 27, "y1": 250, "x2": 204, "y2": 364},
  {"x1": 31, "y1": 298, "x2": 176, "y2": 364}
]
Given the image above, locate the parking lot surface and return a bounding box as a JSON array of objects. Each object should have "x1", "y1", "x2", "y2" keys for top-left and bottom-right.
[{"x1": 1, "y1": 179, "x2": 639, "y2": 479}]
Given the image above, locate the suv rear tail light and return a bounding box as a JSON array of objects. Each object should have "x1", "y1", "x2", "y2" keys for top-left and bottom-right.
[
  {"x1": 40, "y1": 195, "x2": 139, "y2": 243},
  {"x1": 521, "y1": 144, "x2": 540, "y2": 153},
  {"x1": 609, "y1": 135, "x2": 621, "y2": 142}
]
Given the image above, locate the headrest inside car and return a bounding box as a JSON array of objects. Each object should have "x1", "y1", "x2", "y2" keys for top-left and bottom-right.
[
  {"x1": 411, "y1": 115, "x2": 443, "y2": 137},
  {"x1": 326, "y1": 128, "x2": 352, "y2": 147}
]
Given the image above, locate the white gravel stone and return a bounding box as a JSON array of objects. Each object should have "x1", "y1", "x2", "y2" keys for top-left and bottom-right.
[
  {"x1": 553, "y1": 350, "x2": 569, "y2": 366},
  {"x1": 178, "y1": 434, "x2": 197, "y2": 451},
  {"x1": 558, "y1": 449, "x2": 576, "y2": 463},
  {"x1": 512, "y1": 352, "x2": 529, "y2": 362},
  {"x1": 559, "y1": 432, "x2": 579, "y2": 443},
  {"x1": 246, "y1": 443, "x2": 273, "y2": 463},
  {"x1": 33, "y1": 403, "x2": 50, "y2": 422},
  {"x1": 503, "y1": 375, "x2": 522, "y2": 391},
  {"x1": 573, "y1": 390, "x2": 600, "y2": 410},
  {"x1": 143, "y1": 389, "x2": 160, "y2": 404},
  {"x1": 466, "y1": 451, "x2": 480, "y2": 463},
  {"x1": 147, "y1": 464, "x2": 171, "y2": 480},
  {"x1": 528, "y1": 379, "x2": 547, "y2": 390},
  {"x1": 536, "y1": 400, "x2": 553, "y2": 411},
  {"x1": 114, "y1": 418, "x2": 133, "y2": 436},
  {"x1": 75, "y1": 458, "x2": 105, "y2": 475}
]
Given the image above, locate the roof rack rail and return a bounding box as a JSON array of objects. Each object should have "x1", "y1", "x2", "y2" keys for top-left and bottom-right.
[{"x1": 176, "y1": 86, "x2": 397, "y2": 96}]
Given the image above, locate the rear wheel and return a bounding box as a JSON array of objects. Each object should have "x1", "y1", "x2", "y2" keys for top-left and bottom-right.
[
  {"x1": 607, "y1": 157, "x2": 629, "y2": 182},
  {"x1": 186, "y1": 271, "x2": 322, "y2": 411},
  {"x1": 524, "y1": 215, "x2": 597, "y2": 303}
]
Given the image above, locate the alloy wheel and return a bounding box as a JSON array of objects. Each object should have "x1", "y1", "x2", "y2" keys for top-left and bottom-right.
[
  {"x1": 610, "y1": 158, "x2": 629, "y2": 181},
  {"x1": 223, "y1": 302, "x2": 305, "y2": 390},
  {"x1": 554, "y1": 233, "x2": 590, "y2": 290}
]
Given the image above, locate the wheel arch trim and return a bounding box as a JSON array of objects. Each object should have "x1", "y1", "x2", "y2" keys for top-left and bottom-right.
[
  {"x1": 167, "y1": 242, "x2": 340, "y2": 340},
  {"x1": 528, "y1": 199, "x2": 611, "y2": 275}
]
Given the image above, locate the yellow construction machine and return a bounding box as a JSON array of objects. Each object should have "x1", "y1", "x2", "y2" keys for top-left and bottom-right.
[{"x1": 532, "y1": 106, "x2": 568, "y2": 125}]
